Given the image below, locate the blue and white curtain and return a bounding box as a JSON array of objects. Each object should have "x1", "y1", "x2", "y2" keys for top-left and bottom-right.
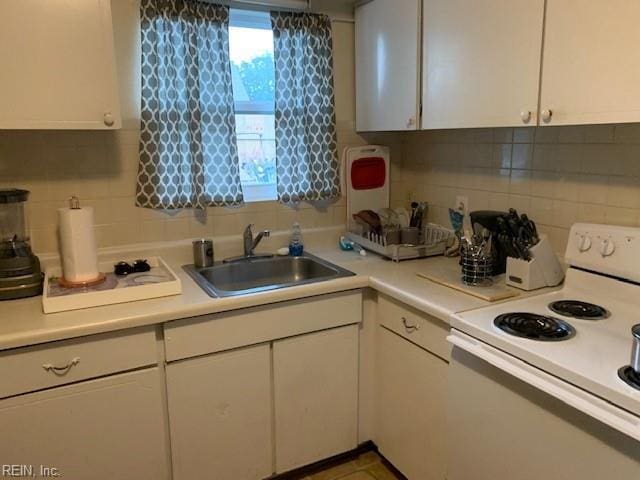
[
  {"x1": 136, "y1": 0, "x2": 243, "y2": 209},
  {"x1": 271, "y1": 12, "x2": 341, "y2": 203}
]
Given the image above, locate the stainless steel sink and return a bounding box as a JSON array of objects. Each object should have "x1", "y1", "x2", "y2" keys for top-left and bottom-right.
[{"x1": 184, "y1": 252, "x2": 355, "y2": 298}]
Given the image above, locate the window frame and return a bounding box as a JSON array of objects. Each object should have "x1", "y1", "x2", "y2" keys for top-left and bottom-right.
[{"x1": 229, "y1": 8, "x2": 277, "y2": 203}]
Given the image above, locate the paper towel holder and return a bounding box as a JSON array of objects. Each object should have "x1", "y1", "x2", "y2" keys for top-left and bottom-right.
[
  {"x1": 58, "y1": 195, "x2": 106, "y2": 289},
  {"x1": 58, "y1": 272, "x2": 106, "y2": 289}
]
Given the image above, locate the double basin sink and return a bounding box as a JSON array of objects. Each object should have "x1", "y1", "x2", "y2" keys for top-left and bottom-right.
[{"x1": 184, "y1": 252, "x2": 355, "y2": 298}]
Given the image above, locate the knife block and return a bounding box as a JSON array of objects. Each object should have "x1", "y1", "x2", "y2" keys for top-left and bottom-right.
[{"x1": 506, "y1": 235, "x2": 564, "y2": 291}]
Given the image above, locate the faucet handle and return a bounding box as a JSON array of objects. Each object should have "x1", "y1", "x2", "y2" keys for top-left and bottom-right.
[{"x1": 244, "y1": 224, "x2": 254, "y2": 235}]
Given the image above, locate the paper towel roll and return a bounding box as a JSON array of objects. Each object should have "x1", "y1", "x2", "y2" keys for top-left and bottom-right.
[{"x1": 58, "y1": 204, "x2": 99, "y2": 283}]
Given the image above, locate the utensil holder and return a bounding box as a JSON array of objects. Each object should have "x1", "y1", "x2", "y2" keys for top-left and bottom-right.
[
  {"x1": 193, "y1": 239, "x2": 214, "y2": 268},
  {"x1": 505, "y1": 235, "x2": 564, "y2": 290},
  {"x1": 460, "y1": 247, "x2": 494, "y2": 286}
]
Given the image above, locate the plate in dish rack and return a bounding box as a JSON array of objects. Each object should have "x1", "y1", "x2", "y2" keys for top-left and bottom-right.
[{"x1": 42, "y1": 256, "x2": 182, "y2": 313}]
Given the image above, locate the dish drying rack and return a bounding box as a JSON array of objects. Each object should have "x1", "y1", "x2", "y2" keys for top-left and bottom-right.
[
  {"x1": 346, "y1": 224, "x2": 452, "y2": 262},
  {"x1": 343, "y1": 145, "x2": 454, "y2": 262}
]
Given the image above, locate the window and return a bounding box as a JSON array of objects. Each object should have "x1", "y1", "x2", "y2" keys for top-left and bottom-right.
[{"x1": 229, "y1": 9, "x2": 277, "y2": 202}]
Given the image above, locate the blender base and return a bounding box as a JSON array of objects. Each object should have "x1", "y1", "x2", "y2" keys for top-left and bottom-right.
[{"x1": 0, "y1": 271, "x2": 44, "y2": 300}]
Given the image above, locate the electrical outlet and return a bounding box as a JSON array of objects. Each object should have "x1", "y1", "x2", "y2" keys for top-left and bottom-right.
[{"x1": 456, "y1": 196, "x2": 469, "y2": 214}]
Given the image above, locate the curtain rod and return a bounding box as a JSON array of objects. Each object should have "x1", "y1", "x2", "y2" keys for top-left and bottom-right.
[
  {"x1": 218, "y1": 0, "x2": 355, "y2": 23},
  {"x1": 331, "y1": 17, "x2": 355, "y2": 24}
]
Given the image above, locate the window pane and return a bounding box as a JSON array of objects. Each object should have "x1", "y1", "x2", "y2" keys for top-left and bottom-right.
[
  {"x1": 229, "y1": 27, "x2": 275, "y2": 104},
  {"x1": 236, "y1": 114, "x2": 276, "y2": 186},
  {"x1": 229, "y1": 11, "x2": 277, "y2": 202}
]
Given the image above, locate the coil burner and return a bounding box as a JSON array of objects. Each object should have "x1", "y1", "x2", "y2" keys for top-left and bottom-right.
[
  {"x1": 548, "y1": 300, "x2": 609, "y2": 320},
  {"x1": 494, "y1": 313, "x2": 575, "y2": 341}
]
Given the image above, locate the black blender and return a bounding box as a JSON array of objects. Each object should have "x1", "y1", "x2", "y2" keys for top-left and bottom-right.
[{"x1": 0, "y1": 189, "x2": 43, "y2": 300}]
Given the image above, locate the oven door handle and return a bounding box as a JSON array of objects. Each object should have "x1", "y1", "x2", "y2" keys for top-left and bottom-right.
[{"x1": 448, "y1": 329, "x2": 640, "y2": 442}]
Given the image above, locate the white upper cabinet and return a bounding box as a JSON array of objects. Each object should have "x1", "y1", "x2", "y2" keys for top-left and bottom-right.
[
  {"x1": 422, "y1": 0, "x2": 545, "y2": 129},
  {"x1": 355, "y1": 0, "x2": 421, "y2": 132},
  {"x1": 0, "y1": 0, "x2": 121, "y2": 129},
  {"x1": 540, "y1": 0, "x2": 640, "y2": 126}
]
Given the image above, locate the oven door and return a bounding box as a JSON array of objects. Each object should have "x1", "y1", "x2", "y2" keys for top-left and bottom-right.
[{"x1": 447, "y1": 329, "x2": 640, "y2": 480}]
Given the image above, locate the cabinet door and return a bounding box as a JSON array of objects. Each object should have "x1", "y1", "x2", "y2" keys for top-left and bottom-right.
[
  {"x1": 355, "y1": 0, "x2": 420, "y2": 132},
  {"x1": 422, "y1": 0, "x2": 544, "y2": 129},
  {"x1": 540, "y1": 0, "x2": 640, "y2": 126},
  {"x1": 166, "y1": 344, "x2": 273, "y2": 480},
  {"x1": 273, "y1": 325, "x2": 359, "y2": 473},
  {"x1": 376, "y1": 326, "x2": 448, "y2": 480},
  {"x1": 0, "y1": 0, "x2": 121, "y2": 129},
  {"x1": 0, "y1": 368, "x2": 170, "y2": 479}
]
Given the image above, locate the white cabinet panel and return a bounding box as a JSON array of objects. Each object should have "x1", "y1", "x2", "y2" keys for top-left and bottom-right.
[
  {"x1": 273, "y1": 325, "x2": 359, "y2": 472},
  {"x1": 377, "y1": 294, "x2": 450, "y2": 361},
  {"x1": 0, "y1": 0, "x2": 121, "y2": 129},
  {"x1": 540, "y1": 0, "x2": 640, "y2": 126},
  {"x1": 376, "y1": 326, "x2": 448, "y2": 480},
  {"x1": 165, "y1": 290, "x2": 362, "y2": 362},
  {"x1": 422, "y1": 0, "x2": 544, "y2": 129},
  {"x1": 355, "y1": 0, "x2": 420, "y2": 131},
  {"x1": 0, "y1": 368, "x2": 170, "y2": 480},
  {"x1": 0, "y1": 327, "x2": 157, "y2": 399},
  {"x1": 166, "y1": 344, "x2": 273, "y2": 480}
]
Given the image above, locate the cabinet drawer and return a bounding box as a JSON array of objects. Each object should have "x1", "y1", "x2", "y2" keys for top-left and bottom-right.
[
  {"x1": 377, "y1": 295, "x2": 450, "y2": 360},
  {"x1": 0, "y1": 327, "x2": 157, "y2": 399},
  {"x1": 164, "y1": 290, "x2": 362, "y2": 362}
]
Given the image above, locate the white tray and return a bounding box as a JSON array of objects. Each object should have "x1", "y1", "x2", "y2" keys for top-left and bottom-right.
[{"x1": 42, "y1": 256, "x2": 182, "y2": 314}]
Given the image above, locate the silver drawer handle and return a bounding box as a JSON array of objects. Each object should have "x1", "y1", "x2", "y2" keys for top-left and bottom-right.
[
  {"x1": 401, "y1": 317, "x2": 419, "y2": 333},
  {"x1": 42, "y1": 357, "x2": 80, "y2": 376}
]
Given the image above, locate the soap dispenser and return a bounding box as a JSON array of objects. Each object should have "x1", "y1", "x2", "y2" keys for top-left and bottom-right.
[{"x1": 288, "y1": 222, "x2": 304, "y2": 257}]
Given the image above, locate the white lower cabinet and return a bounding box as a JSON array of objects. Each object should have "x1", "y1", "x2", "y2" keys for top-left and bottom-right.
[
  {"x1": 273, "y1": 324, "x2": 359, "y2": 472},
  {"x1": 166, "y1": 344, "x2": 273, "y2": 480},
  {"x1": 163, "y1": 291, "x2": 363, "y2": 479},
  {"x1": 0, "y1": 367, "x2": 170, "y2": 479},
  {"x1": 376, "y1": 326, "x2": 448, "y2": 480}
]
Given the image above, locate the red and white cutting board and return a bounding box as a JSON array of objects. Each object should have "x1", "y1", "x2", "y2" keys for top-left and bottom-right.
[{"x1": 343, "y1": 145, "x2": 390, "y2": 232}]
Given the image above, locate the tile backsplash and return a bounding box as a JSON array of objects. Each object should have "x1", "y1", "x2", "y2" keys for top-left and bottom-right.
[
  {"x1": 396, "y1": 124, "x2": 640, "y2": 253},
  {"x1": 0, "y1": 124, "x2": 365, "y2": 255},
  {"x1": 5, "y1": 122, "x2": 639, "y2": 257}
]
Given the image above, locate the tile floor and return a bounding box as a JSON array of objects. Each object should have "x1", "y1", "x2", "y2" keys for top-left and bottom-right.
[{"x1": 301, "y1": 451, "x2": 403, "y2": 480}]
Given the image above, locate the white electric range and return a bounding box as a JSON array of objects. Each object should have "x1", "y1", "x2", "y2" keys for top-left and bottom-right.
[{"x1": 447, "y1": 223, "x2": 640, "y2": 480}]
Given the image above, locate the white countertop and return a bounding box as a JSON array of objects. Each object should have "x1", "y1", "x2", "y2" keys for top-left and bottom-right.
[
  {"x1": 0, "y1": 245, "x2": 538, "y2": 352},
  {"x1": 316, "y1": 250, "x2": 490, "y2": 318}
]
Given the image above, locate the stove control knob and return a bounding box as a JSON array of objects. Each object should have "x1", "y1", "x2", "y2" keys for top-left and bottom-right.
[
  {"x1": 576, "y1": 235, "x2": 592, "y2": 252},
  {"x1": 599, "y1": 238, "x2": 616, "y2": 257}
]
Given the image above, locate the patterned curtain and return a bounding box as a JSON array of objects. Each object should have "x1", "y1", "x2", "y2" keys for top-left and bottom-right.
[
  {"x1": 136, "y1": 0, "x2": 243, "y2": 209},
  {"x1": 271, "y1": 12, "x2": 341, "y2": 204}
]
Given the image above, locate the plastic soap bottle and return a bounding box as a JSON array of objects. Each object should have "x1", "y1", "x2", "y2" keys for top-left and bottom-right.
[{"x1": 289, "y1": 222, "x2": 304, "y2": 256}]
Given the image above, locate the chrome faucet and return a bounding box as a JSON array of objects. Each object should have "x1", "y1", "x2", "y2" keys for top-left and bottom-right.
[
  {"x1": 243, "y1": 224, "x2": 270, "y2": 257},
  {"x1": 631, "y1": 324, "x2": 640, "y2": 374},
  {"x1": 223, "y1": 224, "x2": 274, "y2": 263}
]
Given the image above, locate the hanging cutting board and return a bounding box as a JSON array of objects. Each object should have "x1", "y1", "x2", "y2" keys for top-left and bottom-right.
[
  {"x1": 343, "y1": 145, "x2": 390, "y2": 232},
  {"x1": 416, "y1": 271, "x2": 520, "y2": 302}
]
